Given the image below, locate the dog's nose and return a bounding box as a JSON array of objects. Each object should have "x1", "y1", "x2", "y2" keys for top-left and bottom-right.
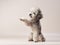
[{"x1": 29, "y1": 14, "x2": 32, "y2": 16}]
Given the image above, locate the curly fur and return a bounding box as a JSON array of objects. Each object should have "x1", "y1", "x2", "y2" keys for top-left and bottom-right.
[{"x1": 20, "y1": 8, "x2": 45, "y2": 42}]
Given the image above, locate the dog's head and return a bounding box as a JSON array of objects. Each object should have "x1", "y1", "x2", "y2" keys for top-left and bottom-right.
[{"x1": 29, "y1": 8, "x2": 43, "y2": 20}]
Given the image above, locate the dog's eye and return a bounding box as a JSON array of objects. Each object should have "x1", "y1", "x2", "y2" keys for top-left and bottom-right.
[{"x1": 33, "y1": 12, "x2": 35, "y2": 15}]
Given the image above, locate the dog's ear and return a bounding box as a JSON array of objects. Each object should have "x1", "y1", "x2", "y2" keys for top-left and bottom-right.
[
  {"x1": 38, "y1": 14, "x2": 43, "y2": 19},
  {"x1": 37, "y1": 9, "x2": 43, "y2": 20},
  {"x1": 36, "y1": 14, "x2": 43, "y2": 21},
  {"x1": 37, "y1": 10, "x2": 43, "y2": 20}
]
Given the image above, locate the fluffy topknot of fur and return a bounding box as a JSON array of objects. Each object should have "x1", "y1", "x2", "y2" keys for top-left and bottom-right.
[{"x1": 30, "y1": 7, "x2": 41, "y2": 15}]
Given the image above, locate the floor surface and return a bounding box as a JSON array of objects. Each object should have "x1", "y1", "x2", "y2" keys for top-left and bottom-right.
[{"x1": 0, "y1": 33, "x2": 60, "y2": 45}]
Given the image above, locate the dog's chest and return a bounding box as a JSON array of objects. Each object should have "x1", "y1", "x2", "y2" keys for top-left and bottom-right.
[{"x1": 31, "y1": 22, "x2": 40, "y2": 30}]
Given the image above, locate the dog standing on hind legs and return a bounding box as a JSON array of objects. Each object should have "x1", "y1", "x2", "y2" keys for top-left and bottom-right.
[{"x1": 20, "y1": 8, "x2": 45, "y2": 42}]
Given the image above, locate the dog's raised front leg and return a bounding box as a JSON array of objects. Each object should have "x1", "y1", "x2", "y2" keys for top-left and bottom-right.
[{"x1": 20, "y1": 18, "x2": 32, "y2": 26}]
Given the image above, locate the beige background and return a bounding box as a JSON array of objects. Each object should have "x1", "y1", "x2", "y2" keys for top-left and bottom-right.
[{"x1": 0, "y1": 0, "x2": 60, "y2": 37}]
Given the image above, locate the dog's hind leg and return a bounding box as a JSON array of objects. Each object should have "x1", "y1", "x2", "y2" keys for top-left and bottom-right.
[{"x1": 39, "y1": 33, "x2": 45, "y2": 42}]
